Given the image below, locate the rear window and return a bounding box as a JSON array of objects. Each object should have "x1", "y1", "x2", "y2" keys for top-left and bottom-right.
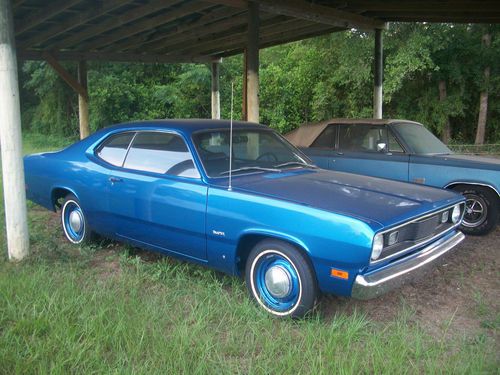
[
  {"x1": 96, "y1": 133, "x2": 134, "y2": 166},
  {"x1": 123, "y1": 132, "x2": 200, "y2": 178},
  {"x1": 311, "y1": 125, "x2": 336, "y2": 148}
]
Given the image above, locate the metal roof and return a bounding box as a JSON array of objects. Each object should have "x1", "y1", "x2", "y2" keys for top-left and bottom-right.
[{"x1": 12, "y1": 0, "x2": 500, "y2": 64}]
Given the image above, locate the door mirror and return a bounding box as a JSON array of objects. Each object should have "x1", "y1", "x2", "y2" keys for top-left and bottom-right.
[{"x1": 376, "y1": 142, "x2": 387, "y2": 152}]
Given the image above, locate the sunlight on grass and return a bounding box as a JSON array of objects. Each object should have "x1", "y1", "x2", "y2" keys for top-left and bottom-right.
[{"x1": 0, "y1": 134, "x2": 497, "y2": 373}]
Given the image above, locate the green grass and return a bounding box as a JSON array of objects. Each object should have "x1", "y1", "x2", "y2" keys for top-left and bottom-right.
[{"x1": 0, "y1": 134, "x2": 498, "y2": 374}]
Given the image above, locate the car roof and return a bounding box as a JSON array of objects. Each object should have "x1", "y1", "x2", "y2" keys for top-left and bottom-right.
[
  {"x1": 102, "y1": 119, "x2": 269, "y2": 137},
  {"x1": 284, "y1": 118, "x2": 422, "y2": 147}
]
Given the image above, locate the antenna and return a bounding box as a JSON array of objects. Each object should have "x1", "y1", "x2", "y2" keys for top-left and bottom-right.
[{"x1": 228, "y1": 81, "x2": 234, "y2": 191}]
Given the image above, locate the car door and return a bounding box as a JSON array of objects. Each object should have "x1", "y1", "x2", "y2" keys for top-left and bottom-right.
[
  {"x1": 330, "y1": 124, "x2": 410, "y2": 182},
  {"x1": 106, "y1": 131, "x2": 208, "y2": 261}
]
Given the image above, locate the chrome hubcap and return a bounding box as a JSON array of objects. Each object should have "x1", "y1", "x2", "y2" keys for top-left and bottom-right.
[
  {"x1": 264, "y1": 265, "x2": 292, "y2": 298},
  {"x1": 69, "y1": 210, "x2": 83, "y2": 233},
  {"x1": 463, "y1": 196, "x2": 487, "y2": 227}
]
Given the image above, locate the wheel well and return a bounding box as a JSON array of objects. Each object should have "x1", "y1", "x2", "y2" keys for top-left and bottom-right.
[
  {"x1": 235, "y1": 233, "x2": 311, "y2": 275},
  {"x1": 51, "y1": 188, "x2": 73, "y2": 210},
  {"x1": 447, "y1": 183, "x2": 499, "y2": 199}
]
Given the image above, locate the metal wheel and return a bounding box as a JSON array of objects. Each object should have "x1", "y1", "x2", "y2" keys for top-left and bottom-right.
[
  {"x1": 462, "y1": 194, "x2": 487, "y2": 228},
  {"x1": 246, "y1": 239, "x2": 318, "y2": 318},
  {"x1": 61, "y1": 195, "x2": 89, "y2": 244}
]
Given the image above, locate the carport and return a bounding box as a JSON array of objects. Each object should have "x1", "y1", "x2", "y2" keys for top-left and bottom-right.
[{"x1": 1, "y1": 0, "x2": 499, "y2": 260}]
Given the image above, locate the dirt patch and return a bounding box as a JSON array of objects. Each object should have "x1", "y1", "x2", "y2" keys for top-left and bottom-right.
[{"x1": 320, "y1": 227, "x2": 500, "y2": 340}]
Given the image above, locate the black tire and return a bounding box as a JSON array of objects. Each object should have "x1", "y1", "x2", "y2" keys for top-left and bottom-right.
[
  {"x1": 453, "y1": 185, "x2": 499, "y2": 235},
  {"x1": 245, "y1": 239, "x2": 318, "y2": 318},
  {"x1": 60, "y1": 194, "x2": 93, "y2": 244}
]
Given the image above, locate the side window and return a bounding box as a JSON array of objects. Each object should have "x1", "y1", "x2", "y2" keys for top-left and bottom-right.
[
  {"x1": 96, "y1": 132, "x2": 135, "y2": 166},
  {"x1": 311, "y1": 125, "x2": 336, "y2": 148},
  {"x1": 388, "y1": 130, "x2": 404, "y2": 153},
  {"x1": 123, "y1": 132, "x2": 200, "y2": 178},
  {"x1": 338, "y1": 124, "x2": 387, "y2": 152}
]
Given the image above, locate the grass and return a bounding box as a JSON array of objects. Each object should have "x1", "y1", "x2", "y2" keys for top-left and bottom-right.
[{"x1": 0, "y1": 133, "x2": 498, "y2": 374}]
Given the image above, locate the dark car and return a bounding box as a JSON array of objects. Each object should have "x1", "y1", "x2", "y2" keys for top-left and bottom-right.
[
  {"x1": 285, "y1": 119, "x2": 499, "y2": 235},
  {"x1": 24, "y1": 119, "x2": 466, "y2": 317}
]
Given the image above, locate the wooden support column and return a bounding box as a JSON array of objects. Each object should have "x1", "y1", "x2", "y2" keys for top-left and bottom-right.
[
  {"x1": 44, "y1": 53, "x2": 90, "y2": 139},
  {"x1": 246, "y1": 1, "x2": 259, "y2": 123},
  {"x1": 242, "y1": 49, "x2": 248, "y2": 121},
  {"x1": 373, "y1": 28, "x2": 383, "y2": 119},
  {"x1": 211, "y1": 59, "x2": 221, "y2": 120},
  {"x1": 78, "y1": 60, "x2": 90, "y2": 139},
  {"x1": 0, "y1": 0, "x2": 30, "y2": 260}
]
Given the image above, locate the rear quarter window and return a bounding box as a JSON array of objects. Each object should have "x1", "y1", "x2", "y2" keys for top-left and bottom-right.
[{"x1": 96, "y1": 132, "x2": 135, "y2": 166}]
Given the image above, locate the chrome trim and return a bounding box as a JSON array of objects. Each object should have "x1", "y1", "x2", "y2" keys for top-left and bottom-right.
[
  {"x1": 370, "y1": 203, "x2": 465, "y2": 265},
  {"x1": 444, "y1": 181, "x2": 500, "y2": 198},
  {"x1": 352, "y1": 231, "x2": 465, "y2": 300}
]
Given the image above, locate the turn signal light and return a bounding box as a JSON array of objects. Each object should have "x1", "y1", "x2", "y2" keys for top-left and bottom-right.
[{"x1": 331, "y1": 269, "x2": 349, "y2": 280}]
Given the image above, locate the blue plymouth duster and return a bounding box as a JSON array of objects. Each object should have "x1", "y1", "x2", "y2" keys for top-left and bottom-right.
[
  {"x1": 24, "y1": 120, "x2": 466, "y2": 317},
  {"x1": 286, "y1": 119, "x2": 499, "y2": 235}
]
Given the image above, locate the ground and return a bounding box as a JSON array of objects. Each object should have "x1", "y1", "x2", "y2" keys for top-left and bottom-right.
[{"x1": 0, "y1": 136, "x2": 498, "y2": 373}]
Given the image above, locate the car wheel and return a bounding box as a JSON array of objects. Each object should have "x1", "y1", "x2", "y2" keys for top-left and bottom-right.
[
  {"x1": 61, "y1": 194, "x2": 92, "y2": 244},
  {"x1": 245, "y1": 239, "x2": 318, "y2": 318},
  {"x1": 453, "y1": 185, "x2": 498, "y2": 235}
]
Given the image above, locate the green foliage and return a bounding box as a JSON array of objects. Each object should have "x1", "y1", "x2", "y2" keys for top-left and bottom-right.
[{"x1": 19, "y1": 23, "x2": 500, "y2": 143}]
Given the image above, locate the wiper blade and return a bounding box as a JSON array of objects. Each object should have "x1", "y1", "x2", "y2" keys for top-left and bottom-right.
[
  {"x1": 274, "y1": 161, "x2": 318, "y2": 169},
  {"x1": 220, "y1": 166, "x2": 281, "y2": 176}
]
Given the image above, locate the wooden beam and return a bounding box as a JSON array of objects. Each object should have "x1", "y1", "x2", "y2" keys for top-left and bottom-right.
[
  {"x1": 208, "y1": 0, "x2": 385, "y2": 30},
  {"x1": 0, "y1": 0, "x2": 30, "y2": 261},
  {"x1": 111, "y1": 7, "x2": 244, "y2": 52},
  {"x1": 76, "y1": 1, "x2": 215, "y2": 51},
  {"x1": 173, "y1": 17, "x2": 302, "y2": 56},
  {"x1": 330, "y1": 1, "x2": 500, "y2": 13},
  {"x1": 128, "y1": 8, "x2": 247, "y2": 53},
  {"x1": 246, "y1": 1, "x2": 259, "y2": 123},
  {"x1": 18, "y1": 0, "x2": 133, "y2": 49},
  {"x1": 15, "y1": 0, "x2": 81, "y2": 35},
  {"x1": 77, "y1": 60, "x2": 90, "y2": 139},
  {"x1": 219, "y1": 23, "x2": 339, "y2": 57},
  {"x1": 373, "y1": 29, "x2": 383, "y2": 119},
  {"x1": 19, "y1": 50, "x2": 212, "y2": 64},
  {"x1": 44, "y1": 52, "x2": 88, "y2": 99},
  {"x1": 211, "y1": 59, "x2": 221, "y2": 119},
  {"x1": 148, "y1": 12, "x2": 256, "y2": 53},
  {"x1": 51, "y1": 0, "x2": 180, "y2": 50},
  {"x1": 13, "y1": 0, "x2": 28, "y2": 8}
]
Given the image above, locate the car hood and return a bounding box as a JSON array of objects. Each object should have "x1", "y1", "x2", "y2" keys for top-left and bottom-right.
[{"x1": 216, "y1": 169, "x2": 463, "y2": 228}]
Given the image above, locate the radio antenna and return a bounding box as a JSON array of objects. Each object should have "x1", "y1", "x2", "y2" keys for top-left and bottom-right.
[{"x1": 228, "y1": 81, "x2": 234, "y2": 191}]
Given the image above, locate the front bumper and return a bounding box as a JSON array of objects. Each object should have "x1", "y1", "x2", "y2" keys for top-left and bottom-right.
[{"x1": 351, "y1": 231, "x2": 465, "y2": 300}]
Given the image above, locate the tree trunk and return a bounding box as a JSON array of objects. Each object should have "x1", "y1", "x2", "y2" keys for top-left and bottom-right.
[
  {"x1": 438, "y1": 80, "x2": 451, "y2": 144},
  {"x1": 475, "y1": 33, "x2": 491, "y2": 145}
]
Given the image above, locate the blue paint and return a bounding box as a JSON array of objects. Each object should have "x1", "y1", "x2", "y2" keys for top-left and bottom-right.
[{"x1": 24, "y1": 120, "x2": 465, "y2": 300}]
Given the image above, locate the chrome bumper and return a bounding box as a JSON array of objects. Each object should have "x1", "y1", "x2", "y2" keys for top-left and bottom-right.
[{"x1": 351, "y1": 231, "x2": 465, "y2": 300}]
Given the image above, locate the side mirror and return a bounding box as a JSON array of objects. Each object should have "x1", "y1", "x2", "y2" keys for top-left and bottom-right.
[{"x1": 376, "y1": 142, "x2": 387, "y2": 152}]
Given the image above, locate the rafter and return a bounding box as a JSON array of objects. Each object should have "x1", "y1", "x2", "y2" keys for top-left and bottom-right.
[
  {"x1": 18, "y1": 0, "x2": 133, "y2": 49},
  {"x1": 51, "y1": 0, "x2": 182, "y2": 50},
  {"x1": 110, "y1": 7, "x2": 244, "y2": 52},
  {"x1": 15, "y1": 0, "x2": 81, "y2": 35},
  {"x1": 207, "y1": 0, "x2": 385, "y2": 30},
  {"x1": 76, "y1": 1, "x2": 215, "y2": 51},
  {"x1": 19, "y1": 50, "x2": 212, "y2": 64}
]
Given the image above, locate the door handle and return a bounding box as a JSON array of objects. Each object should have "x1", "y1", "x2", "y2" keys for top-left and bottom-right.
[{"x1": 109, "y1": 177, "x2": 123, "y2": 183}]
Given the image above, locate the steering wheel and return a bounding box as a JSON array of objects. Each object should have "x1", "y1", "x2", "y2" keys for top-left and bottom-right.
[{"x1": 256, "y1": 152, "x2": 278, "y2": 162}]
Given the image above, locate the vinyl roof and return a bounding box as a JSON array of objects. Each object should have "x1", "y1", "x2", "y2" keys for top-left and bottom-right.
[{"x1": 12, "y1": 0, "x2": 500, "y2": 64}]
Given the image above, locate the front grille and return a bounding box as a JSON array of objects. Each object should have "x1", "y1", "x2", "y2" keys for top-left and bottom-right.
[{"x1": 372, "y1": 203, "x2": 464, "y2": 264}]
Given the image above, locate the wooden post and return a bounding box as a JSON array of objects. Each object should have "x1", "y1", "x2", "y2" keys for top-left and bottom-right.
[
  {"x1": 242, "y1": 49, "x2": 248, "y2": 121},
  {"x1": 373, "y1": 28, "x2": 383, "y2": 119},
  {"x1": 246, "y1": 1, "x2": 259, "y2": 123},
  {"x1": 77, "y1": 60, "x2": 90, "y2": 139},
  {"x1": 0, "y1": 0, "x2": 30, "y2": 261},
  {"x1": 211, "y1": 59, "x2": 220, "y2": 119}
]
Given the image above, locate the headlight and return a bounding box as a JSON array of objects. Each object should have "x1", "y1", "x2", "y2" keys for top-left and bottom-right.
[
  {"x1": 371, "y1": 233, "x2": 384, "y2": 261},
  {"x1": 451, "y1": 204, "x2": 461, "y2": 223},
  {"x1": 441, "y1": 210, "x2": 449, "y2": 223}
]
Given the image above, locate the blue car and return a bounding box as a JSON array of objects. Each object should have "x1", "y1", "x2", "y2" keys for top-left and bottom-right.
[
  {"x1": 286, "y1": 119, "x2": 500, "y2": 235},
  {"x1": 24, "y1": 120, "x2": 466, "y2": 317}
]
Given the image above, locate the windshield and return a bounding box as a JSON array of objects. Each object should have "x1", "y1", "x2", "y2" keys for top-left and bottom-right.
[
  {"x1": 193, "y1": 129, "x2": 311, "y2": 177},
  {"x1": 392, "y1": 123, "x2": 452, "y2": 155}
]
